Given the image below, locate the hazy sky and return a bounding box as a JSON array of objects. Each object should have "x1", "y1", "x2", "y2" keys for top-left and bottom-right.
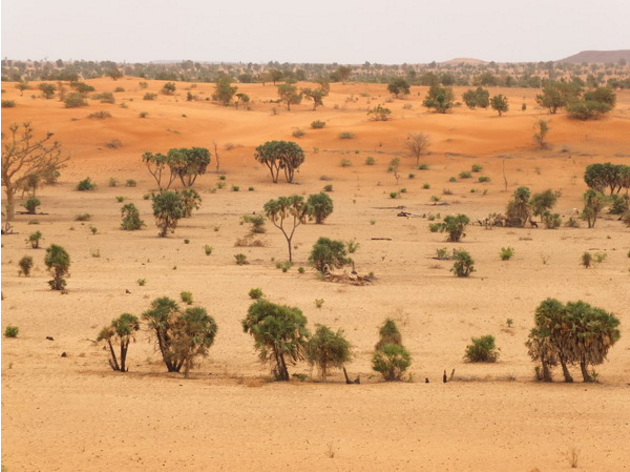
[{"x1": 2, "y1": 0, "x2": 628, "y2": 64}]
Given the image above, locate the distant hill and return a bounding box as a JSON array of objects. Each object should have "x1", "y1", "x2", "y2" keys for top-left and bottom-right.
[
  {"x1": 557, "y1": 50, "x2": 630, "y2": 64},
  {"x1": 439, "y1": 57, "x2": 488, "y2": 66}
]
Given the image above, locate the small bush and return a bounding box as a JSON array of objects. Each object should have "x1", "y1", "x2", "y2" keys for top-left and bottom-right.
[
  {"x1": 311, "y1": 120, "x2": 326, "y2": 129},
  {"x1": 436, "y1": 247, "x2": 450, "y2": 260},
  {"x1": 19, "y1": 255, "x2": 34, "y2": 276},
  {"x1": 448, "y1": 176, "x2": 457, "y2": 182},
  {"x1": 499, "y1": 247, "x2": 515, "y2": 261},
  {"x1": 27, "y1": 230, "x2": 43, "y2": 249},
  {"x1": 452, "y1": 250, "x2": 475, "y2": 277},
  {"x1": 76, "y1": 178, "x2": 97, "y2": 191},
  {"x1": 249, "y1": 288, "x2": 264, "y2": 299},
  {"x1": 143, "y1": 93, "x2": 158, "y2": 101},
  {"x1": 305, "y1": 324, "x2": 352, "y2": 381},
  {"x1": 459, "y1": 171, "x2": 472, "y2": 179},
  {"x1": 235, "y1": 253, "x2": 248, "y2": 265},
  {"x1": 340, "y1": 159, "x2": 352, "y2": 167},
  {"x1": 125, "y1": 179, "x2": 136, "y2": 187},
  {"x1": 64, "y1": 93, "x2": 88, "y2": 108},
  {"x1": 314, "y1": 298, "x2": 324, "y2": 309},
  {"x1": 204, "y1": 245, "x2": 213, "y2": 256},
  {"x1": 372, "y1": 344, "x2": 412, "y2": 381},
  {"x1": 471, "y1": 164, "x2": 483, "y2": 172},
  {"x1": 92, "y1": 92, "x2": 115, "y2": 104},
  {"x1": 339, "y1": 131, "x2": 355, "y2": 139},
  {"x1": 2, "y1": 100, "x2": 16, "y2": 108},
  {"x1": 116, "y1": 196, "x2": 126, "y2": 203},
  {"x1": 422, "y1": 183, "x2": 430, "y2": 189},
  {"x1": 323, "y1": 184, "x2": 333, "y2": 192},
  {"x1": 139, "y1": 111, "x2": 148, "y2": 118},
  {"x1": 75, "y1": 213, "x2": 92, "y2": 221},
  {"x1": 365, "y1": 156, "x2": 376, "y2": 165},
  {"x1": 114, "y1": 87, "x2": 125, "y2": 93},
  {"x1": 389, "y1": 192, "x2": 399, "y2": 199},
  {"x1": 408, "y1": 173, "x2": 416, "y2": 179},
  {"x1": 541, "y1": 211, "x2": 562, "y2": 229},
  {"x1": 418, "y1": 163, "x2": 429, "y2": 170},
  {"x1": 137, "y1": 278, "x2": 146, "y2": 286},
  {"x1": 478, "y1": 175, "x2": 490, "y2": 183},
  {"x1": 428, "y1": 223, "x2": 441, "y2": 232},
  {"x1": 231, "y1": 185, "x2": 240, "y2": 192},
  {"x1": 22, "y1": 198, "x2": 41, "y2": 214},
  {"x1": 139, "y1": 81, "x2": 148, "y2": 89},
  {"x1": 292, "y1": 129, "x2": 305, "y2": 138},
  {"x1": 4, "y1": 326, "x2": 19, "y2": 338},
  {"x1": 105, "y1": 139, "x2": 122, "y2": 149},
  {"x1": 581, "y1": 252, "x2": 592, "y2": 268},
  {"x1": 88, "y1": 110, "x2": 112, "y2": 119},
  {"x1": 180, "y1": 291, "x2": 194, "y2": 305},
  {"x1": 464, "y1": 335, "x2": 499, "y2": 362},
  {"x1": 108, "y1": 177, "x2": 119, "y2": 187}
]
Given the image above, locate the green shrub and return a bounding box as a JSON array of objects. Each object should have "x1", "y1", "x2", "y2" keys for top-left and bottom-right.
[
  {"x1": 339, "y1": 131, "x2": 355, "y2": 139},
  {"x1": 459, "y1": 171, "x2": 472, "y2": 179},
  {"x1": 365, "y1": 156, "x2": 376, "y2": 165},
  {"x1": 2, "y1": 100, "x2": 16, "y2": 108},
  {"x1": 137, "y1": 278, "x2": 146, "y2": 286},
  {"x1": 306, "y1": 324, "x2": 352, "y2": 381},
  {"x1": 248, "y1": 288, "x2": 264, "y2": 299},
  {"x1": 464, "y1": 335, "x2": 500, "y2": 362},
  {"x1": 449, "y1": 176, "x2": 457, "y2": 182},
  {"x1": 323, "y1": 184, "x2": 333, "y2": 192},
  {"x1": 372, "y1": 344, "x2": 411, "y2": 381},
  {"x1": 18, "y1": 255, "x2": 34, "y2": 276},
  {"x1": 306, "y1": 192, "x2": 334, "y2": 224},
  {"x1": 309, "y1": 237, "x2": 350, "y2": 273},
  {"x1": 143, "y1": 93, "x2": 157, "y2": 101},
  {"x1": 139, "y1": 111, "x2": 148, "y2": 118},
  {"x1": 478, "y1": 175, "x2": 490, "y2": 182},
  {"x1": 88, "y1": 110, "x2": 112, "y2": 119},
  {"x1": 314, "y1": 298, "x2": 324, "y2": 309},
  {"x1": 499, "y1": 247, "x2": 515, "y2": 261},
  {"x1": 581, "y1": 252, "x2": 592, "y2": 268},
  {"x1": 422, "y1": 183, "x2": 430, "y2": 189},
  {"x1": 204, "y1": 245, "x2": 213, "y2": 256},
  {"x1": 472, "y1": 164, "x2": 483, "y2": 172},
  {"x1": 418, "y1": 163, "x2": 429, "y2": 170},
  {"x1": 292, "y1": 129, "x2": 305, "y2": 138},
  {"x1": 436, "y1": 247, "x2": 450, "y2": 260},
  {"x1": 44, "y1": 244, "x2": 71, "y2": 290},
  {"x1": 375, "y1": 319, "x2": 402, "y2": 350},
  {"x1": 64, "y1": 93, "x2": 88, "y2": 108},
  {"x1": 389, "y1": 192, "x2": 399, "y2": 199},
  {"x1": 22, "y1": 198, "x2": 41, "y2": 214},
  {"x1": 428, "y1": 223, "x2": 440, "y2": 232},
  {"x1": 311, "y1": 120, "x2": 326, "y2": 129},
  {"x1": 75, "y1": 213, "x2": 92, "y2": 221},
  {"x1": 408, "y1": 173, "x2": 416, "y2": 179},
  {"x1": 108, "y1": 177, "x2": 119, "y2": 187},
  {"x1": 76, "y1": 177, "x2": 97, "y2": 191},
  {"x1": 541, "y1": 211, "x2": 562, "y2": 229},
  {"x1": 92, "y1": 92, "x2": 115, "y2": 104},
  {"x1": 451, "y1": 250, "x2": 475, "y2": 277},
  {"x1": 114, "y1": 87, "x2": 125, "y2": 93},
  {"x1": 235, "y1": 253, "x2": 248, "y2": 265},
  {"x1": 4, "y1": 326, "x2": 19, "y2": 338},
  {"x1": 27, "y1": 230, "x2": 43, "y2": 249},
  {"x1": 126, "y1": 179, "x2": 137, "y2": 187},
  {"x1": 438, "y1": 214, "x2": 470, "y2": 242},
  {"x1": 120, "y1": 203, "x2": 145, "y2": 231},
  {"x1": 180, "y1": 291, "x2": 194, "y2": 305},
  {"x1": 340, "y1": 159, "x2": 352, "y2": 167}
]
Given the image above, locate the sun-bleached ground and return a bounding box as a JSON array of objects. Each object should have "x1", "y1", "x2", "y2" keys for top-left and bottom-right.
[{"x1": 2, "y1": 79, "x2": 630, "y2": 471}]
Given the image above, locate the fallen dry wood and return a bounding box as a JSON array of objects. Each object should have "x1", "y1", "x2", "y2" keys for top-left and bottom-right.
[{"x1": 371, "y1": 237, "x2": 392, "y2": 240}]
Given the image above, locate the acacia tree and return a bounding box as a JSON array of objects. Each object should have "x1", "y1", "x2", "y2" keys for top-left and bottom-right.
[
  {"x1": 44, "y1": 244, "x2": 70, "y2": 290},
  {"x1": 423, "y1": 85, "x2": 454, "y2": 113},
  {"x1": 277, "y1": 83, "x2": 302, "y2": 111},
  {"x1": 437, "y1": 214, "x2": 470, "y2": 242},
  {"x1": 387, "y1": 77, "x2": 410, "y2": 98},
  {"x1": 305, "y1": 325, "x2": 352, "y2": 381},
  {"x1": 242, "y1": 299, "x2": 309, "y2": 381},
  {"x1": 263, "y1": 195, "x2": 308, "y2": 262},
  {"x1": 302, "y1": 84, "x2": 328, "y2": 111},
  {"x1": 405, "y1": 132, "x2": 431, "y2": 167},
  {"x1": 254, "y1": 141, "x2": 305, "y2": 183},
  {"x1": 167, "y1": 147, "x2": 211, "y2": 187},
  {"x1": 142, "y1": 152, "x2": 176, "y2": 190},
  {"x1": 490, "y1": 94, "x2": 509, "y2": 116},
  {"x1": 535, "y1": 82, "x2": 581, "y2": 114},
  {"x1": 235, "y1": 93, "x2": 250, "y2": 109},
  {"x1": 2, "y1": 123, "x2": 66, "y2": 221},
  {"x1": 152, "y1": 190, "x2": 185, "y2": 237},
  {"x1": 212, "y1": 77, "x2": 237, "y2": 105},
  {"x1": 306, "y1": 192, "x2": 334, "y2": 224},
  {"x1": 97, "y1": 313, "x2": 140, "y2": 372}
]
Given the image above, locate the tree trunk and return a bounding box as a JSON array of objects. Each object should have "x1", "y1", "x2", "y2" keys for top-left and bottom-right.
[
  {"x1": 120, "y1": 341, "x2": 128, "y2": 372},
  {"x1": 580, "y1": 359, "x2": 592, "y2": 382},
  {"x1": 286, "y1": 236, "x2": 293, "y2": 262},
  {"x1": 541, "y1": 359, "x2": 552, "y2": 382},
  {"x1": 559, "y1": 355, "x2": 573, "y2": 383},
  {"x1": 107, "y1": 340, "x2": 120, "y2": 371},
  {"x1": 5, "y1": 186, "x2": 16, "y2": 221}
]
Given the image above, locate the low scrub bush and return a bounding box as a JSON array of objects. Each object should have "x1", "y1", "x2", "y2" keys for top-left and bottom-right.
[
  {"x1": 76, "y1": 177, "x2": 97, "y2": 191},
  {"x1": 464, "y1": 335, "x2": 500, "y2": 362}
]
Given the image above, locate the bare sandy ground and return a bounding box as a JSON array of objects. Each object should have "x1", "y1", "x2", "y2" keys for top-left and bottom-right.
[{"x1": 2, "y1": 79, "x2": 630, "y2": 471}]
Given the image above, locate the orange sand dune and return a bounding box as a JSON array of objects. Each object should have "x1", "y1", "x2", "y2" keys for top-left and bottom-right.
[{"x1": 2, "y1": 79, "x2": 630, "y2": 471}]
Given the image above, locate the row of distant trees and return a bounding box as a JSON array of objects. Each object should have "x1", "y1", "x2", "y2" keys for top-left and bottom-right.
[{"x1": 3, "y1": 58, "x2": 630, "y2": 89}]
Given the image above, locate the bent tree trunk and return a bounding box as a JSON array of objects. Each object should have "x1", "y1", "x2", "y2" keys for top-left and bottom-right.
[
  {"x1": 106, "y1": 340, "x2": 121, "y2": 371},
  {"x1": 559, "y1": 355, "x2": 574, "y2": 383},
  {"x1": 4, "y1": 186, "x2": 16, "y2": 221},
  {"x1": 580, "y1": 359, "x2": 592, "y2": 383}
]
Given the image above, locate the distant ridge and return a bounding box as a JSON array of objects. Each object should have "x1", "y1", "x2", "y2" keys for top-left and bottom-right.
[
  {"x1": 557, "y1": 50, "x2": 630, "y2": 64},
  {"x1": 439, "y1": 57, "x2": 488, "y2": 65}
]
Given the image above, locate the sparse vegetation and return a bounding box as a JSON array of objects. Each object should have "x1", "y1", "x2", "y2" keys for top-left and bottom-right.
[
  {"x1": 451, "y1": 250, "x2": 475, "y2": 277},
  {"x1": 44, "y1": 244, "x2": 70, "y2": 290},
  {"x1": 306, "y1": 325, "x2": 352, "y2": 381},
  {"x1": 464, "y1": 335, "x2": 500, "y2": 362}
]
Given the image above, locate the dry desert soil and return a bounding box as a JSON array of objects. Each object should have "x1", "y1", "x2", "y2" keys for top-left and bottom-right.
[{"x1": 2, "y1": 79, "x2": 630, "y2": 471}]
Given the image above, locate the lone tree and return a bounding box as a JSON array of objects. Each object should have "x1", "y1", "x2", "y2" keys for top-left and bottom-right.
[
  {"x1": 235, "y1": 93, "x2": 250, "y2": 109},
  {"x1": 490, "y1": 94, "x2": 509, "y2": 116},
  {"x1": 212, "y1": 77, "x2": 237, "y2": 105},
  {"x1": 423, "y1": 85, "x2": 454, "y2": 113},
  {"x1": 302, "y1": 82, "x2": 329, "y2": 110},
  {"x1": 506, "y1": 186, "x2": 532, "y2": 227},
  {"x1": 97, "y1": 313, "x2": 140, "y2": 372},
  {"x1": 405, "y1": 132, "x2": 431, "y2": 167},
  {"x1": 142, "y1": 152, "x2": 176, "y2": 190},
  {"x1": 308, "y1": 237, "x2": 350, "y2": 273},
  {"x1": 142, "y1": 297, "x2": 218, "y2": 377},
  {"x1": 254, "y1": 141, "x2": 305, "y2": 183},
  {"x1": 152, "y1": 190, "x2": 185, "y2": 237},
  {"x1": 582, "y1": 189, "x2": 607, "y2": 228},
  {"x1": 38, "y1": 83, "x2": 56, "y2": 99},
  {"x1": 2, "y1": 123, "x2": 66, "y2": 221},
  {"x1": 305, "y1": 324, "x2": 352, "y2": 381},
  {"x1": 242, "y1": 299, "x2": 309, "y2": 381},
  {"x1": 387, "y1": 77, "x2": 410, "y2": 98},
  {"x1": 44, "y1": 244, "x2": 70, "y2": 290},
  {"x1": 372, "y1": 319, "x2": 410, "y2": 382},
  {"x1": 535, "y1": 81, "x2": 581, "y2": 114},
  {"x1": 263, "y1": 195, "x2": 308, "y2": 262},
  {"x1": 167, "y1": 147, "x2": 211, "y2": 187},
  {"x1": 367, "y1": 105, "x2": 392, "y2": 121},
  {"x1": 533, "y1": 119, "x2": 551, "y2": 149},
  {"x1": 437, "y1": 214, "x2": 470, "y2": 242},
  {"x1": 277, "y1": 83, "x2": 302, "y2": 111},
  {"x1": 306, "y1": 192, "x2": 334, "y2": 224}
]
